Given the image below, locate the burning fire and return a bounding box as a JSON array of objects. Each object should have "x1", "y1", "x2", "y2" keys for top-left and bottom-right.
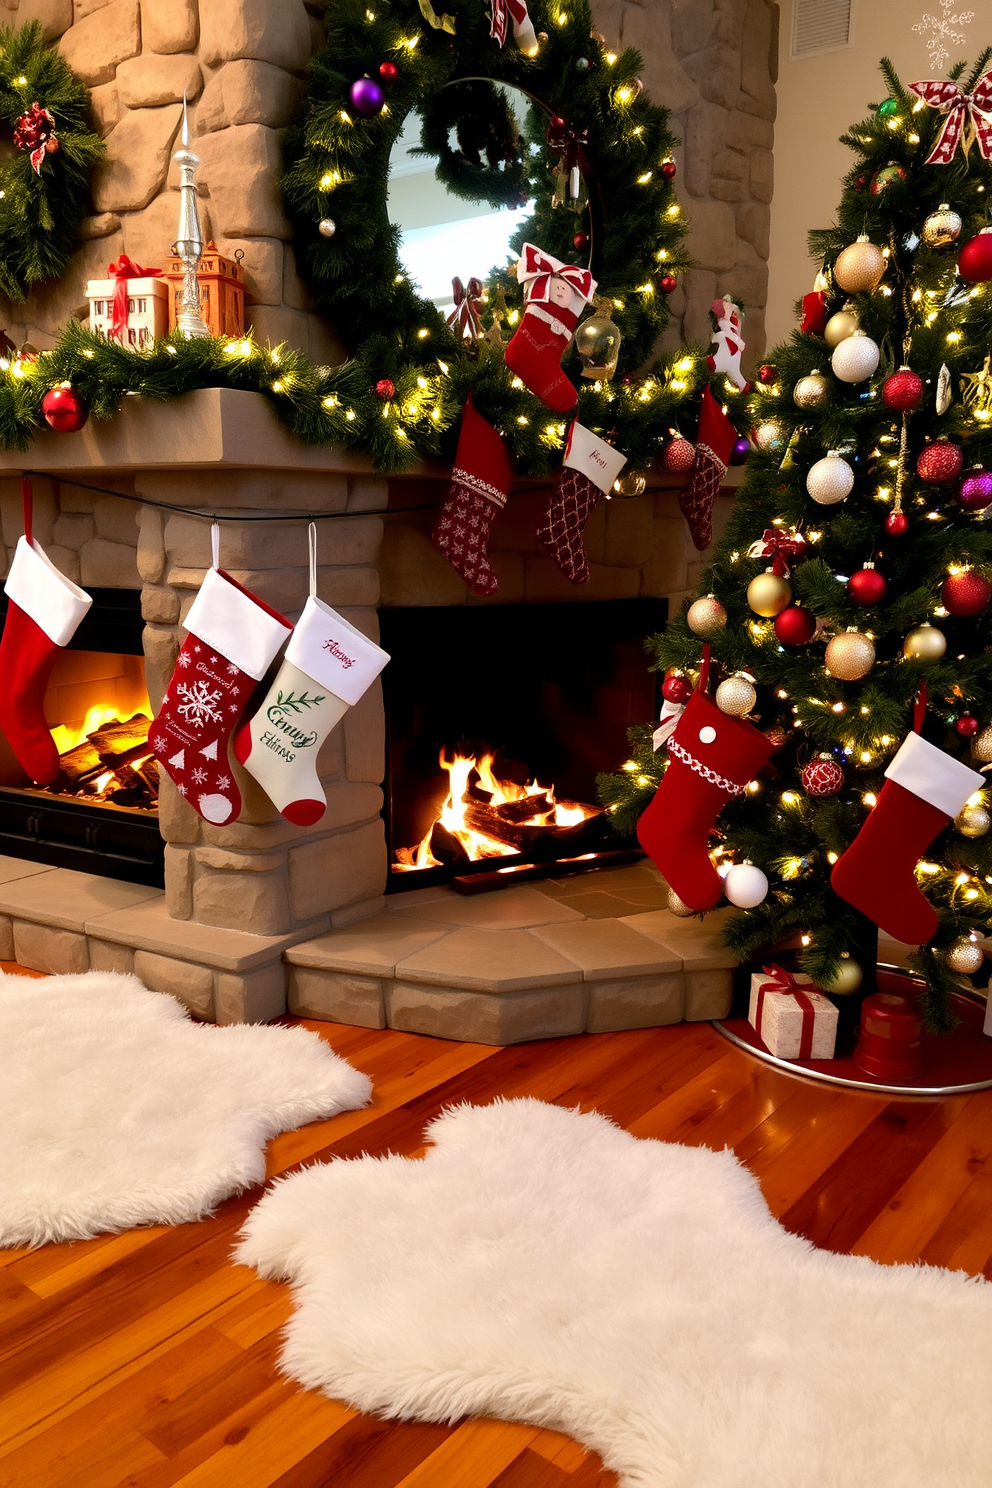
[
  {"x1": 394, "y1": 750, "x2": 589, "y2": 871},
  {"x1": 43, "y1": 694, "x2": 158, "y2": 806},
  {"x1": 51, "y1": 702, "x2": 138, "y2": 757}
]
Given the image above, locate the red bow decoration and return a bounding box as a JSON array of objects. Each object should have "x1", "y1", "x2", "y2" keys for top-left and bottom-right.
[
  {"x1": 446, "y1": 277, "x2": 484, "y2": 341},
  {"x1": 517, "y1": 243, "x2": 595, "y2": 306},
  {"x1": 488, "y1": 0, "x2": 531, "y2": 45},
  {"x1": 909, "y1": 72, "x2": 992, "y2": 164},
  {"x1": 13, "y1": 102, "x2": 58, "y2": 175},
  {"x1": 755, "y1": 964, "x2": 817, "y2": 1060},
  {"x1": 106, "y1": 255, "x2": 162, "y2": 341},
  {"x1": 545, "y1": 116, "x2": 591, "y2": 200},
  {"x1": 746, "y1": 527, "x2": 807, "y2": 576}
]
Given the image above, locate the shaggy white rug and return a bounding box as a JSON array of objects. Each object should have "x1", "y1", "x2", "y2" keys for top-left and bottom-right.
[
  {"x1": 237, "y1": 1097, "x2": 992, "y2": 1488},
  {"x1": 1, "y1": 970, "x2": 371, "y2": 1247}
]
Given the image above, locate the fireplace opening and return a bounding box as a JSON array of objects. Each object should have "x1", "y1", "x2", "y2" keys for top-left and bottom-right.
[
  {"x1": 379, "y1": 598, "x2": 666, "y2": 891},
  {"x1": 0, "y1": 588, "x2": 164, "y2": 887}
]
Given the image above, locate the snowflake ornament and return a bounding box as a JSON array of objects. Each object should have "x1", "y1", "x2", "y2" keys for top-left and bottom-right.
[
  {"x1": 175, "y1": 679, "x2": 224, "y2": 730},
  {"x1": 913, "y1": 0, "x2": 974, "y2": 69}
]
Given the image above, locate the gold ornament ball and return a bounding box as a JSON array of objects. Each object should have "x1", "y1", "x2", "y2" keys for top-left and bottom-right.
[
  {"x1": 955, "y1": 804, "x2": 991, "y2": 837},
  {"x1": 922, "y1": 203, "x2": 962, "y2": 248},
  {"x1": 824, "y1": 306, "x2": 859, "y2": 347},
  {"x1": 973, "y1": 725, "x2": 992, "y2": 763},
  {"x1": 715, "y1": 674, "x2": 757, "y2": 716},
  {"x1": 945, "y1": 938, "x2": 984, "y2": 975},
  {"x1": 755, "y1": 419, "x2": 785, "y2": 452},
  {"x1": 833, "y1": 236, "x2": 884, "y2": 293},
  {"x1": 575, "y1": 304, "x2": 622, "y2": 380},
  {"x1": 793, "y1": 371, "x2": 830, "y2": 409},
  {"x1": 819, "y1": 957, "x2": 863, "y2": 995},
  {"x1": 903, "y1": 622, "x2": 946, "y2": 662},
  {"x1": 747, "y1": 570, "x2": 792, "y2": 617},
  {"x1": 318, "y1": 218, "x2": 336, "y2": 238},
  {"x1": 825, "y1": 630, "x2": 875, "y2": 680},
  {"x1": 667, "y1": 887, "x2": 695, "y2": 917},
  {"x1": 687, "y1": 594, "x2": 727, "y2": 636},
  {"x1": 613, "y1": 469, "x2": 647, "y2": 498}
]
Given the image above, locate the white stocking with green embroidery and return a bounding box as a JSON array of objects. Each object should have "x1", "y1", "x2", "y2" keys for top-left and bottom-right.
[{"x1": 234, "y1": 524, "x2": 389, "y2": 825}]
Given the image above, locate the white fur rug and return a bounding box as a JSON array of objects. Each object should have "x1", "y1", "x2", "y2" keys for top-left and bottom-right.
[
  {"x1": 1, "y1": 970, "x2": 370, "y2": 1247},
  {"x1": 237, "y1": 1097, "x2": 992, "y2": 1488}
]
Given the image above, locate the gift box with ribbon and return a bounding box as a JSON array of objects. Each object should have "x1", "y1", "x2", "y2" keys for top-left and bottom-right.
[
  {"x1": 87, "y1": 256, "x2": 168, "y2": 350},
  {"x1": 747, "y1": 963, "x2": 838, "y2": 1061}
]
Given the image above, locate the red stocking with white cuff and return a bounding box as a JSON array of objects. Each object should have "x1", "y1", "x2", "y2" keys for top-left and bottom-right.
[
  {"x1": 150, "y1": 526, "x2": 292, "y2": 826},
  {"x1": 537, "y1": 421, "x2": 627, "y2": 584},
  {"x1": 505, "y1": 243, "x2": 596, "y2": 413},
  {"x1": 0, "y1": 478, "x2": 92, "y2": 785},
  {"x1": 679, "y1": 385, "x2": 737, "y2": 551},
  {"x1": 432, "y1": 396, "x2": 515, "y2": 597}
]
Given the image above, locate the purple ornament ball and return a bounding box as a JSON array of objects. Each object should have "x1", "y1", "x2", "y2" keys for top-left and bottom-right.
[
  {"x1": 349, "y1": 77, "x2": 385, "y2": 116},
  {"x1": 729, "y1": 436, "x2": 751, "y2": 466},
  {"x1": 957, "y1": 469, "x2": 992, "y2": 512}
]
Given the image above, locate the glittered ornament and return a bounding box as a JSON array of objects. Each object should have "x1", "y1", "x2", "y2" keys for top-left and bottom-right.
[
  {"x1": 819, "y1": 957, "x2": 863, "y2": 995},
  {"x1": 903, "y1": 622, "x2": 946, "y2": 661},
  {"x1": 922, "y1": 203, "x2": 962, "y2": 248},
  {"x1": 774, "y1": 605, "x2": 816, "y2": 646},
  {"x1": 974, "y1": 725, "x2": 992, "y2": 762},
  {"x1": 758, "y1": 363, "x2": 777, "y2": 384},
  {"x1": 754, "y1": 420, "x2": 785, "y2": 453},
  {"x1": 956, "y1": 715, "x2": 980, "y2": 737},
  {"x1": 944, "y1": 938, "x2": 984, "y2": 975},
  {"x1": 824, "y1": 305, "x2": 859, "y2": 347},
  {"x1": 825, "y1": 629, "x2": 875, "y2": 680},
  {"x1": 613, "y1": 470, "x2": 647, "y2": 498},
  {"x1": 869, "y1": 162, "x2": 909, "y2": 196},
  {"x1": 687, "y1": 593, "x2": 727, "y2": 636},
  {"x1": 885, "y1": 510, "x2": 909, "y2": 536},
  {"x1": 730, "y1": 436, "x2": 751, "y2": 465},
  {"x1": 956, "y1": 803, "x2": 990, "y2": 836},
  {"x1": 806, "y1": 451, "x2": 854, "y2": 504},
  {"x1": 378, "y1": 61, "x2": 399, "y2": 81},
  {"x1": 847, "y1": 565, "x2": 887, "y2": 606},
  {"x1": 375, "y1": 378, "x2": 395, "y2": 400},
  {"x1": 659, "y1": 274, "x2": 677, "y2": 294},
  {"x1": 834, "y1": 237, "x2": 884, "y2": 293},
  {"x1": 349, "y1": 76, "x2": 385, "y2": 116},
  {"x1": 318, "y1": 218, "x2": 336, "y2": 238},
  {"x1": 882, "y1": 367, "x2": 924, "y2": 411},
  {"x1": 715, "y1": 673, "x2": 757, "y2": 715},
  {"x1": 956, "y1": 469, "x2": 992, "y2": 511},
  {"x1": 724, "y1": 862, "x2": 768, "y2": 907},
  {"x1": 916, "y1": 441, "x2": 962, "y2": 484},
  {"x1": 661, "y1": 159, "x2": 677, "y2": 179},
  {"x1": 747, "y1": 570, "x2": 791, "y2": 617},
  {"x1": 942, "y1": 570, "x2": 992, "y2": 616},
  {"x1": 573, "y1": 231, "x2": 590, "y2": 251},
  {"x1": 667, "y1": 887, "x2": 694, "y2": 916},
  {"x1": 662, "y1": 436, "x2": 695, "y2": 474},
  {"x1": 831, "y1": 330, "x2": 880, "y2": 384},
  {"x1": 958, "y1": 226, "x2": 992, "y2": 284},
  {"x1": 802, "y1": 754, "x2": 845, "y2": 797},
  {"x1": 793, "y1": 370, "x2": 830, "y2": 409},
  {"x1": 41, "y1": 383, "x2": 88, "y2": 433},
  {"x1": 662, "y1": 673, "x2": 692, "y2": 704}
]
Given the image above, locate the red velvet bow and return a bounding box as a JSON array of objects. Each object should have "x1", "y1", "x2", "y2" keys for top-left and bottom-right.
[
  {"x1": 545, "y1": 116, "x2": 591, "y2": 199},
  {"x1": 755, "y1": 963, "x2": 817, "y2": 1060},
  {"x1": 106, "y1": 255, "x2": 162, "y2": 341},
  {"x1": 517, "y1": 243, "x2": 594, "y2": 306},
  {"x1": 909, "y1": 72, "x2": 992, "y2": 164},
  {"x1": 446, "y1": 277, "x2": 484, "y2": 341},
  {"x1": 746, "y1": 527, "x2": 807, "y2": 576},
  {"x1": 488, "y1": 0, "x2": 530, "y2": 45}
]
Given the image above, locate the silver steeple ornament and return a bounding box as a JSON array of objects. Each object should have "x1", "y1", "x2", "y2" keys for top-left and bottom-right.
[{"x1": 173, "y1": 94, "x2": 210, "y2": 338}]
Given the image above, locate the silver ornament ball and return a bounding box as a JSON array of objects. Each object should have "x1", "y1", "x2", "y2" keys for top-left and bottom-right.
[
  {"x1": 318, "y1": 218, "x2": 337, "y2": 238},
  {"x1": 945, "y1": 937, "x2": 984, "y2": 975},
  {"x1": 793, "y1": 371, "x2": 831, "y2": 409},
  {"x1": 687, "y1": 594, "x2": 727, "y2": 636},
  {"x1": 716, "y1": 674, "x2": 757, "y2": 716},
  {"x1": 755, "y1": 419, "x2": 786, "y2": 452}
]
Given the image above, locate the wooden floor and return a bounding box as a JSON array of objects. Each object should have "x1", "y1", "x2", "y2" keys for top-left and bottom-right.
[{"x1": 3, "y1": 966, "x2": 992, "y2": 1488}]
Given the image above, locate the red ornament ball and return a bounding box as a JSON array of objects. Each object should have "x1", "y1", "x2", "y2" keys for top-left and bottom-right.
[
  {"x1": 662, "y1": 436, "x2": 695, "y2": 474},
  {"x1": 774, "y1": 605, "x2": 816, "y2": 646},
  {"x1": 375, "y1": 378, "x2": 396, "y2": 400},
  {"x1": 847, "y1": 567, "x2": 888, "y2": 606},
  {"x1": 956, "y1": 715, "x2": 980, "y2": 737},
  {"x1": 378, "y1": 61, "x2": 398, "y2": 81},
  {"x1": 42, "y1": 383, "x2": 88, "y2": 433},
  {"x1": 941, "y1": 570, "x2": 992, "y2": 617},
  {"x1": 758, "y1": 363, "x2": 777, "y2": 384},
  {"x1": 882, "y1": 367, "x2": 924, "y2": 411},
  {"x1": 802, "y1": 755, "x2": 845, "y2": 798},
  {"x1": 957, "y1": 470, "x2": 992, "y2": 511},
  {"x1": 659, "y1": 274, "x2": 677, "y2": 294},
  {"x1": 916, "y1": 441, "x2": 963, "y2": 484},
  {"x1": 661, "y1": 160, "x2": 677, "y2": 179},
  {"x1": 958, "y1": 227, "x2": 992, "y2": 284},
  {"x1": 662, "y1": 673, "x2": 692, "y2": 704},
  {"x1": 885, "y1": 510, "x2": 909, "y2": 536},
  {"x1": 573, "y1": 231, "x2": 590, "y2": 251}
]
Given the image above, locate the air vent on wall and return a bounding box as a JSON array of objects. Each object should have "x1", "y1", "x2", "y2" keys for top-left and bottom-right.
[{"x1": 791, "y1": 0, "x2": 852, "y2": 59}]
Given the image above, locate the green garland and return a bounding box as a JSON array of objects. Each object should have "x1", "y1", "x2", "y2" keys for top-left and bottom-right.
[{"x1": 0, "y1": 21, "x2": 104, "y2": 301}]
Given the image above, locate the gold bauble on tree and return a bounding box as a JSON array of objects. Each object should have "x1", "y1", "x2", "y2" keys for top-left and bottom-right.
[
  {"x1": 944, "y1": 937, "x2": 984, "y2": 975},
  {"x1": 574, "y1": 297, "x2": 622, "y2": 380},
  {"x1": 613, "y1": 470, "x2": 647, "y2": 497},
  {"x1": 747, "y1": 569, "x2": 792, "y2": 617},
  {"x1": 903, "y1": 622, "x2": 946, "y2": 661},
  {"x1": 754, "y1": 419, "x2": 786, "y2": 452},
  {"x1": 687, "y1": 593, "x2": 727, "y2": 636},
  {"x1": 793, "y1": 370, "x2": 830, "y2": 409},
  {"x1": 824, "y1": 304, "x2": 859, "y2": 346},
  {"x1": 825, "y1": 628, "x2": 875, "y2": 680},
  {"x1": 818, "y1": 956, "x2": 863, "y2": 994},
  {"x1": 833, "y1": 235, "x2": 885, "y2": 293},
  {"x1": 921, "y1": 203, "x2": 962, "y2": 248},
  {"x1": 973, "y1": 725, "x2": 992, "y2": 762},
  {"x1": 955, "y1": 803, "x2": 991, "y2": 837},
  {"x1": 715, "y1": 673, "x2": 757, "y2": 716}
]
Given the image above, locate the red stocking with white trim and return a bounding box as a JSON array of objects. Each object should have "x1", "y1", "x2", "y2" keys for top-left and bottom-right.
[{"x1": 505, "y1": 243, "x2": 596, "y2": 413}]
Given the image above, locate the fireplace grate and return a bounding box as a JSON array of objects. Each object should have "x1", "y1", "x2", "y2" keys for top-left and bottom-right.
[{"x1": 0, "y1": 786, "x2": 164, "y2": 887}]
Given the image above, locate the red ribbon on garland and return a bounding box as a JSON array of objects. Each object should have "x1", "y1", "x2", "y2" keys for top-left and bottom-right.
[
  {"x1": 909, "y1": 72, "x2": 992, "y2": 165},
  {"x1": 488, "y1": 0, "x2": 532, "y2": 45},
  {"x1": 517, "y1": 243, "x2": 594, "y2": 306},
  {"x1": 446, "y1": 277, "x2": 484, "y2": 341},
  {"x1": 544, "y1": 116, "x2": 591, "y2": 200},
  {"x1": 106, "y1": 255, "x2": 162, "y2": 342},
  {"x1": 755, "y1": 963, "x2": 817, "y2": 1060},
  {"x1": 746, "y1": 527, "x2": 807, "y2": 576},
  {"x1": 13, "y1": 102, "x2": 58, "y2": 175}
]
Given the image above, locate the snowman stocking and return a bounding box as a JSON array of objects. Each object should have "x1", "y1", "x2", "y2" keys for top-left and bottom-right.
[
  {"x1": 150, "y1": 527, "x2": 292, "y2": 826},
  {"x1": 537, "y1": 421, "x2": 627, "y2": 583},
  {"x1": 235, "y1": 526, "x2": 389, "y2": 825},
  {"x1": 505, "y1": 243, "x2": 596, "y2": 413},
  {"x1": 0, "y1": 478, "x2": 92, "y2": 785}
]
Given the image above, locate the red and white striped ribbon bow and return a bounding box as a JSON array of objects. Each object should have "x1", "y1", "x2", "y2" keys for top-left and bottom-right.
[
  {"x1": 446, "y1": 277, "x2": 484, "y2": 341},
  {"x1": 488, "y1": 0, "x2": 533, "y2": 46},
  {"x1": 909, "y1": 72, "x2": 992, "y2": 165},
  {"x1": 517, "y1": 243, "x2": 595, "y2": 306}
]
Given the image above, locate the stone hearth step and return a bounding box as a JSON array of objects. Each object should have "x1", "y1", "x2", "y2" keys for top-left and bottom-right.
[{"x1": 285, "y1": 864, "x2": 739, "y2": 1044}]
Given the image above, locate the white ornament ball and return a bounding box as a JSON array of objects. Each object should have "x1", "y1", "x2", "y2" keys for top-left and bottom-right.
[
  {"x1": 806, "y1": 451, "x2": 854, "y2": 505},
  {"x1": 667, "y1": 887, "x2": 695, "y2": 917},
  {"x1": 755, "y1": 419, "x2": 786, "y2": 452},
  {"x1": 724, "y1": 862, "x2": 769, "y2": 908},
  {"x1": 687, "y1": 593, "x2": 727, "y2": 636},
  {"x1": 945, "y1": 937, "x2": 984, "y2": 975},
  {"x1": 716, "y1": 674, "x2": 757, "y2": 715},
  {"x1": 318, "y1": 218, "x2": 337, "y2": 238},
  {"x1": 831, "y1": 330, "x2": 880, "y2": 384}
]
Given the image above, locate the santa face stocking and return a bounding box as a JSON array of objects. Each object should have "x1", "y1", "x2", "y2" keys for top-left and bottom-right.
[
  {"x1": 537, "y1": 422, "x2": 627, "y2": 584},
  {"x1": 831, "y1": 731, "x2": 982, "y2": 944},
  {"x1": 505, "y1": 243, "x2": 596, "y2": 413},
  {"x1": 0, "y1": 529, "x2": 91, "y2": 785},
  {"x1": 679, "y1": 385, "x2": 737, "y2": 552},
  {"x1": 432, "y1": 395, "x2": 515, "y2": 597},
  {"x1": 235, "y1": 593, "x2": 389, "y2": 826},
  {"x1": 150, "y1": 563, "x2": 292, "y2": 825}
]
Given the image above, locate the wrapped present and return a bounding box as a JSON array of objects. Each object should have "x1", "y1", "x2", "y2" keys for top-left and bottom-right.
[
  {"x1": 87, "y1": 257, "x2": 168, "y2": 350},
  {"x1": 748, "y1": 963, "x2": 838, "y2": 1060}
]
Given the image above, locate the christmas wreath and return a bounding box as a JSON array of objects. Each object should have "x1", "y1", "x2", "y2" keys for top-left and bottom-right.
[{"x1": 0, "y1": 21, "x2": 104, "y2": 301}]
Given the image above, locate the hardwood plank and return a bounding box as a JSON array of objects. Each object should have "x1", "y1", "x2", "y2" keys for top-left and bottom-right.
[
  {"x1": 490, "y1": 1446, "x2": 573, "y2": 1487},
  {"x1": 391, "y1": 1419, "x2": 541, "y2": 1488},
  {"x1": 266, "y1": 1416, "x2": 453, "y2": 1488}
]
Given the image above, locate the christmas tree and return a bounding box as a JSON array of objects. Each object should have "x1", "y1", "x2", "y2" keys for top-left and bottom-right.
[{"x1": 600, "y1": 55, "x2": 992, "y2": 1031}]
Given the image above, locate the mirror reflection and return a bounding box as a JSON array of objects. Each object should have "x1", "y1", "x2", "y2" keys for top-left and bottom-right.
[{"x1": 387, "y1": 80, "x2": 542, "y2": 311}]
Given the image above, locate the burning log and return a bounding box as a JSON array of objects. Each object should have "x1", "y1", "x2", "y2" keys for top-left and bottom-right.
[
  {"x1": 56, "y1": 739, "x2": 103, "y2": 785},
  {"x1": 88, "y1": 713, "x2": 151, "y2": 765},
  {"x1": 462, "y1": 799, "x2": 606, "y2": 853}
]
